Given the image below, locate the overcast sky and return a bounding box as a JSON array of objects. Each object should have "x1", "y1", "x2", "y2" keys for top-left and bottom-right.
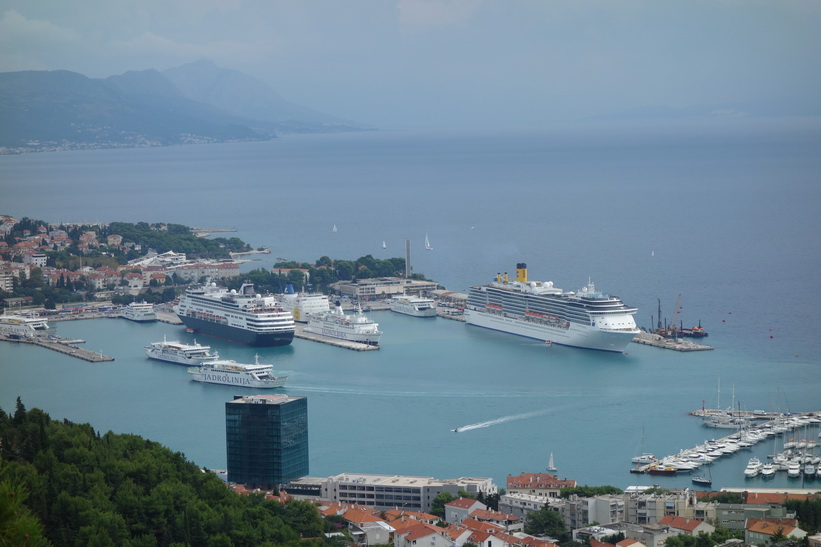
[{"x1": 1, "y1": 0, "x2": 819, "y2": 127}]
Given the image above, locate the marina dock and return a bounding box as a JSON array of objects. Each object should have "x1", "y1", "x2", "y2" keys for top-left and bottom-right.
[
  {"x1": 631, "y1": 331, "x2": 713, "y2": 351},
  {"x1": 630, "y1": 411, "x2": 821, "y2": 474}
]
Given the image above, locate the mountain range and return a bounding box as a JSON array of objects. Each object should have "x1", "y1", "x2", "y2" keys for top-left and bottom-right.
[{"x1": 0, "y1": 60, "x2": 368, "y2": 153}]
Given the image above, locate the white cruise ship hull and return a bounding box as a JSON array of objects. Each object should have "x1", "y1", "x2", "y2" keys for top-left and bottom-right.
[
  {"x1": 304, "y1": 324, "x2": 381, "y2": 345},
  {"x1": 464, "y1": 309, "x2": 635, "y2": 353}
]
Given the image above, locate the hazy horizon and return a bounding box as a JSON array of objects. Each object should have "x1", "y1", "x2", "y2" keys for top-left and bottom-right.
[{"x1": 1, "y1": 1, "x2": 820, "y2": 128}]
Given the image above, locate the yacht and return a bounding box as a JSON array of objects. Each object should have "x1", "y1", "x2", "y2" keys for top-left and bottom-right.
[
  {"x1": 760, "y1": 463, "x2": 776, "y2": 478},
  {"x1": 743, "y1": 457, "x2": 762, "y2": 478},
  {"x1": 787, "y1": 460, "x2": 802, "y2": 478}
]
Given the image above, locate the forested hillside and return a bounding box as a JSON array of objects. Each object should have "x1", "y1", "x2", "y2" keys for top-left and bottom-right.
[{"x1": 0, "y1": 399, "x2": 326, "y2": 546}]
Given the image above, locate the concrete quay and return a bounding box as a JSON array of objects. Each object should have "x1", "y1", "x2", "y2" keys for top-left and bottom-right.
[
  {"x1": 631, "y1": 331, "x2": 713, "y2": 351},
  {"x1": 1, "y1": 334, "x2": 114, "y2": 362},
  {"x1": 293, "y1": 323, "x2": 379, "y2": 351}
]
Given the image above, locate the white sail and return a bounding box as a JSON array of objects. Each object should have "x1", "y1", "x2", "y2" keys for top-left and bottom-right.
[
  {"x1": 425, "y1": 234, "x2": 433, "y2": 250},
  {"x1": 547, "y1": 452, "x2": 557, "y2": 471}
]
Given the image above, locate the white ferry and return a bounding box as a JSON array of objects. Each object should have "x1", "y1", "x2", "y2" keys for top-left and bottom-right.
[
  {"x1": 0, "y1": 312, "x2": 49, "y2": 331},
  {"x1": 175, "y1": 282, "x2": 295, "y2": 346},
  {"x1": 464, "y1": 263, "x2": 638, "y2": 353},
  {"x1": 304, "y1": 302, "x2": 382, "y2": 346},
  {"x1": 122, "y1": 301, "x2": 157, "y2": 322},
  {"x1": 390, "y1": 295, "x2": 437, "y2": 317},
  {"x1": 144, "y1": 336, "x2": 218, "y2": 365},
  {"x1": 187, "y1": 356, "x2": 288, "y2": 388},
  {"x1": 277, "y1": 284, "x2": 330, "y2": 322}
]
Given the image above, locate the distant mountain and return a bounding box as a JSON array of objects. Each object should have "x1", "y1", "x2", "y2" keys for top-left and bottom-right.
[
  {"x1": 163, "y1": 60, "x2": 362, "y2": 129},
  {"x1": 0, "y1": 62, "x2": 367, "y2": 153}
]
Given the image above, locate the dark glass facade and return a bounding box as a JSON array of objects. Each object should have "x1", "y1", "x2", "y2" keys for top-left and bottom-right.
[{"x1": 225, "y1": 395, "x2": 308, "y2": 488}]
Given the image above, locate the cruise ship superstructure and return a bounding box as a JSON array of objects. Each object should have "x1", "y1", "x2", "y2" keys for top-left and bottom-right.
[
  {"x1": 277, "y1": 284, "x2": 330, "y2": 322},
  {"x1": 464, "y1": 263, "x2": 638, "y2": 353},
  {"x1": 175, "y1": 282, "x2": 295, "y2": 347}
]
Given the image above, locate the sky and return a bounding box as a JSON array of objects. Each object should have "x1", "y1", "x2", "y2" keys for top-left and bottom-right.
[{"x1": 1, "y1": 0, "x2": 820, "y2": 128}]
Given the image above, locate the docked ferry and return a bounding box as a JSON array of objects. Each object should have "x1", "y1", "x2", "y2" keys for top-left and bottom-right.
[
  {"x1": 390, "y1": 295, "x2": 437, "y2": 317},
  {"x1": 144, "y1": 336, "x2": 218, "y2": 365},
  {"x1": 0, "y1": 312, "x2": 49, "y2": 331},
  {"x1": 188, "y1": 356, "x2": 288, "y2": 388},
  {"x1": 276, "y1": 284, "x2": 330, "y2": 322},
  {"x1": 304, "y1": 302, "x2": 382, "y2": 346},
  {"x1": 464, "y1": 263, "x2": 638, "y2": 353},
  {"x1": 122, "y1": 301, "x2": 157, "y2": 322},
  {"x1": 174, "y1": 282, "x2": 295, "y2": 347}
]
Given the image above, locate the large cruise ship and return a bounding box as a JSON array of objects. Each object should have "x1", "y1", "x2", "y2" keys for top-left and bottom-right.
[
  {"x1": 304, "y1": 302, "x2": 382, "y2": 346},
  {"x1": 277, "y1": 284, "x2": 330, "y2": 322},
  {"x1": 175, "y1": 282, "x2": 295, "y2": 347},
  {"x1": 390, "y1": 295, "x2": 437, "y2": 317},
  {"x1": 464, "y1": 263, "x2": 638, "y2": 353}
]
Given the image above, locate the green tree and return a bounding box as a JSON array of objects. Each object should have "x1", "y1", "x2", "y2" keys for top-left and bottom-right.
[
  {"x1": 524, "y1": 506, "x2": 569, "y2": 542},
  {"x1": 430, "y1": 492, "x2": 455, "y2": 517}
]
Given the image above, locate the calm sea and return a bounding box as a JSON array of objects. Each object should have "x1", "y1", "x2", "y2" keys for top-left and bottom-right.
[{"x1": 2, "y1": 120, "x2": 821, "y2": 490}]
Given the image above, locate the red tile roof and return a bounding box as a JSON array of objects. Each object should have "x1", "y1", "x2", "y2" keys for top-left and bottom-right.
[
  {"x1": 659, "y1": 515, "x2": 705, "y2": 531},
  {"x1": 507, "y1": 472, "x2": 577, "y2": 489}
]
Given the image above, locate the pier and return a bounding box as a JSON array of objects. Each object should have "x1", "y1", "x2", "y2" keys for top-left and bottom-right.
[
  {"x1": 293, "y1": 323, "x2": 379, "y2": 351},
  {"x1": 629, "y1": 411, "x2": 821, "y2": 474},
  {"x1": 631, "y1": 331, "x2": 713, "y2": 351},
  {"x1": 1, "y1": 334, "x2": 114, "y2": 362}
]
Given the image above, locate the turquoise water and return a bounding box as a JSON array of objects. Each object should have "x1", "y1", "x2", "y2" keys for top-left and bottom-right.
[{"x1": 2, "y1": 122, "x2": 820, "y2": 490}]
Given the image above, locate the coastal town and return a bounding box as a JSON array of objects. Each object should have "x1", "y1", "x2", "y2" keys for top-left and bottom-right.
[{"x1": 3, "y1": 214, "x2": 821, "y2": 547}]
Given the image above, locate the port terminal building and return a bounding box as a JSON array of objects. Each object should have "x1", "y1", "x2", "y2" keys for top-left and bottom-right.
[{"x1": 332, "y1": 278, "x2": 439, "y2": 299}]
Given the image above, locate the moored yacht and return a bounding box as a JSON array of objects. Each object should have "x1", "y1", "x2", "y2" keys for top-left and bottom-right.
[{"x1": 744, "y1": 457, "x2": 762, "y2": 478}]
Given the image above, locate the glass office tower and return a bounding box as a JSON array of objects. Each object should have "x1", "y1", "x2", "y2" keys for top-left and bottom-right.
[{"x1": 225, "y1": 394, "x2": 308, "y2": 488}]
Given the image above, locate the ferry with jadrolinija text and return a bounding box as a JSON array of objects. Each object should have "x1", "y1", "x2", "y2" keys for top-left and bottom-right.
[
  {"x1": 464, "y1": 263, "x2": 639, "y2": 353},
  {"x1": 188, "y1": 356, "x2": 288, "y2": 388},
  {"x1": 174, "y1": 282, "x2": 295, "y2": 347}
]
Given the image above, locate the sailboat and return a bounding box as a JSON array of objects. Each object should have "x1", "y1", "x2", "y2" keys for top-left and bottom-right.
[
  {"x1": 382, "y1": 240, "x2": 387, "y2": 249},
  {"x1": 332, "y1": 224, "x2": 337, "y2": 232},
  {"x1": 631, "y1": 425, "x2": 657, "y2": 465},
  {"x1": 424, "y1": 234, "x2": 433, "y2": 251},
  {"x1": 691, "y1": 464, "x2": 712, "y2": 486},
  {"x1": 547, "y1": 452, "x2": 557, "y2": 472}
]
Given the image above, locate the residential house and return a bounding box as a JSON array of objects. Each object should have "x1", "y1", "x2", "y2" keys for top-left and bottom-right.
[
  {"x1": 445, "y1": 498, "x2": 486, "y2": 525},
  {"x1": 745, "y1": 518, "x2": 806, "y2": 546},
  {"x1": 658, "y1": 515, "x2": 715, "y2": 536},
  {"x1": 394, "y1": 521, "x2": 451, "y2": 547},
  {"x1": 469, "y1": 507, "x2": 523, "y2": 532},
  {"x1": 506, "y1": 473, "x2": 577, "y2": 499},
  {"x1": 560, "y1": 494, "x2": 625, "y2": 529}
]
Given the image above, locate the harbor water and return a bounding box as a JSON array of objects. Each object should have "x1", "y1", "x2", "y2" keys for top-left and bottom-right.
[{"x1": 2, "y1": 121, "x2": 821, "y2": 490}]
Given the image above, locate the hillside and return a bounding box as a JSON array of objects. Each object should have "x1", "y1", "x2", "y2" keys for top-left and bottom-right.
[{"x1": 0, "y1": 62, "x2": 367, "y2": 153}]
